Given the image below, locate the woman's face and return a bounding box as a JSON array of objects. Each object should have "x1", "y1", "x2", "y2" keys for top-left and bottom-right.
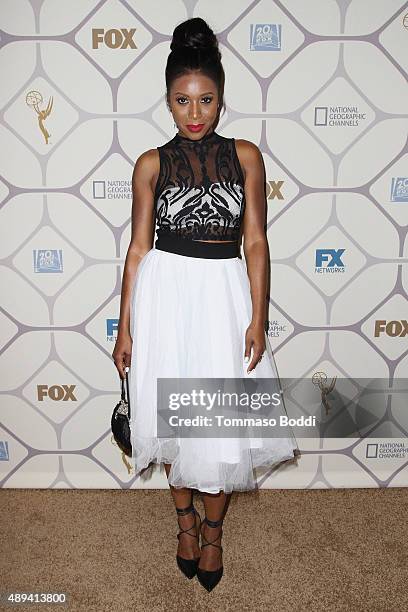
[{"x1": 167, "y1": 72, "x2": 220, "y2": 139}]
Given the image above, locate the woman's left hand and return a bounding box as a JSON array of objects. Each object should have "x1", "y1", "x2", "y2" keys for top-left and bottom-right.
[{"x1": 244, "y1": 323, "x2": 266, "y2": 373}]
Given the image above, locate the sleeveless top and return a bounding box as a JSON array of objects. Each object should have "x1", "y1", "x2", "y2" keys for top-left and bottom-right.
[{"x1": 153, "y1": 129, "x2": 246, "y2": 259}]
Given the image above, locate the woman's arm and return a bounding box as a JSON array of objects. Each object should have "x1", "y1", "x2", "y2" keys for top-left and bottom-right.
[
  {"x1": 236, "y1": 140, "x2": 269, "y2": 373},
  {"x1": 112, "y1": 148, "x2": 158, "y2": 377}
]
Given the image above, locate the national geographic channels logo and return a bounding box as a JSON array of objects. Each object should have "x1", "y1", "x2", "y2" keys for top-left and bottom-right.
[
  {"x1": 315, "y1": 105, "x2": 366, "y2": 127},
  {"x1": 266, "y1": 320, "x2": 287, "y2": 338},
  {"x1": 366, "y1": 442, "x2": 408, "y2": 460}
]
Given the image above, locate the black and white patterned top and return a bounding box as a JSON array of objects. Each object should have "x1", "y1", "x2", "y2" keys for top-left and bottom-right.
[{"x1": 154, "y1": 129, "x2": 246, "y2": 243}]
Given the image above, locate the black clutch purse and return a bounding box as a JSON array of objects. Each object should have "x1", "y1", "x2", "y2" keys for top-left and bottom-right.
[{"x1": 111, "y1": 366, "x2": 133, "y2": 473}]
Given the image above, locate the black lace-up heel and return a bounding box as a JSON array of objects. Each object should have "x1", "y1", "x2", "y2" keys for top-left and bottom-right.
[
  {"x1": 196, "y1": 516, "x2": 224, "y2": 591},
  {"x1": 175, "y1": 501, "x2": 202, "y2": 579}
]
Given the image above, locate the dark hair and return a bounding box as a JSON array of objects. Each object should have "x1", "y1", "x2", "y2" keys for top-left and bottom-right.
[{"x1": 165, "y1": 18, "x2": 225, "y2": 114}]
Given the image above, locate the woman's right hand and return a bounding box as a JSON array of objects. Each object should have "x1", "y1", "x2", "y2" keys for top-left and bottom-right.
[{"x1": 112, "y1": 333, "x2": 133, "y2": 379}]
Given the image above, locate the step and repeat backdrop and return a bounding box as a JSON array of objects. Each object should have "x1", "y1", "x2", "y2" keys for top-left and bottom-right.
[{"x1": 1, "y1": 0, "x2": 407, "y2": 490}]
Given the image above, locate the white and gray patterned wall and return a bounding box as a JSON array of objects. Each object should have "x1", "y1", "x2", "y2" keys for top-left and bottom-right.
[{"x1": 1, "y1": 0, "x2": 407, "y2": 490}]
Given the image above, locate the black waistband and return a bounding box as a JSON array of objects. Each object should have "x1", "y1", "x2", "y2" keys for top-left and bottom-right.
[{"x1": 155, "y1": 234, "x2": 240, "y2": 259}]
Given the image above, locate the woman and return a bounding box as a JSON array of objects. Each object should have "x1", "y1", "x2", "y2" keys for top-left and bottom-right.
[{"x1": 113, "y1": 17, "x2": 299, "y2": 592}]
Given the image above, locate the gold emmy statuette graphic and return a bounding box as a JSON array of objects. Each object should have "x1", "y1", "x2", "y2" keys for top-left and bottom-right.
[
  {"x1": 26, "y1": 90, "x2": 53, "y2": 144},
  {"x1": 312, "y1": 372, "x2": 337, "y2": 416}
]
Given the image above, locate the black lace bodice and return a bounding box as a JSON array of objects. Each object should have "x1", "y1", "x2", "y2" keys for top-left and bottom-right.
[{"x1": 154, "y1": 129, "x2": 246, "y2": 243}]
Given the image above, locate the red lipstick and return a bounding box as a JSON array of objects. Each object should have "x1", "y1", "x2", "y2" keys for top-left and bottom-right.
[{"x1": 186, "y1": 124, "x2": 205, "y2": 133}]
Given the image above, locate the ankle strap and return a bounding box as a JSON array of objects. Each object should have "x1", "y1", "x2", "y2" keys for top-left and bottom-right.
[
  {"x1": 176, "y1": 502, "x2": 195, "y2": 516},
  {"x1": 204, "y1": 516, "x2": 223, "y2": 528}
]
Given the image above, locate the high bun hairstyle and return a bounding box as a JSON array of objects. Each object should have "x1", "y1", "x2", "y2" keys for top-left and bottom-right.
[{"x1": 165, "y1": 17, "x2": 225, "y2": 115}]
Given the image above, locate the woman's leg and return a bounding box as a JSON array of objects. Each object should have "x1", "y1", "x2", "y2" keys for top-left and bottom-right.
[
  {"x1": 164, "y1": 463, "x2": 200, "y2": 560},
  {"x1": 199, "y1": 491, "x2": 232, "y2": 571}
]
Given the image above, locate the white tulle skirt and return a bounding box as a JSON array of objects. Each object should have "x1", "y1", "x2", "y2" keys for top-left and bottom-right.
[{"x1": 128, "y1": 247, "x2": 299, "y2": 494}]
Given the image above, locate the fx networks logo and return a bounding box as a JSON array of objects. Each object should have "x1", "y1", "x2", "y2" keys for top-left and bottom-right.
[
  {"x1": 390, "y1": 177, "x2": 408, "y2": 202},
  {"x1": 315, "y1": 249, "x2": 345, "y2": 274},
  {"x1": 92, "y1": 28, "x2": 137, "y2": 49},
  {"x1": 33, "y1": 250, "x2": 63, "y2": 273},
  {"x1": 266, "y1": 179, "x2": 284, "y2": 201},
  {"x1": 93, "y1": 179, "x2": 132, "y2": 200},
  {"x1": 314, "y1": 106, "x2": 366, "y2": 127},
  {"x1": 250, "y1": 24, "x2": 281, "y2": 51},
  {"x1": 366, "y1": 442, "x2": 408, "y2": 459},
  {"x1": 266, "y1": 320, "x2": 287, "y2": 338},
  {"x1": 374, "y1": 320, "x2": 407, "y2": 338},
  {"x1": 0, "y1": 441, "x2": 9, "y2": 461},
  {"x1": 107, "y1": 318, "x2": 119, "y2": 342},
  {"x1": 37, "y1": 385, "x2": 77, "y2": 401}
]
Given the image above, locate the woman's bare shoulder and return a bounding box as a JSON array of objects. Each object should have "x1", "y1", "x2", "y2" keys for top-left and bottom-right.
[
  {"x1": 133, "y1": 148, "x2": 160, "y2": 189},
  {"x1": 234, "y1": 139, "x2": 263, "y2": 180},
  {"x1": 134, "y1": 148, "x2": 160, "y2": 171},
  {"x1": 235, "y1": 138, "x2": 261, "y2": 158}
]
